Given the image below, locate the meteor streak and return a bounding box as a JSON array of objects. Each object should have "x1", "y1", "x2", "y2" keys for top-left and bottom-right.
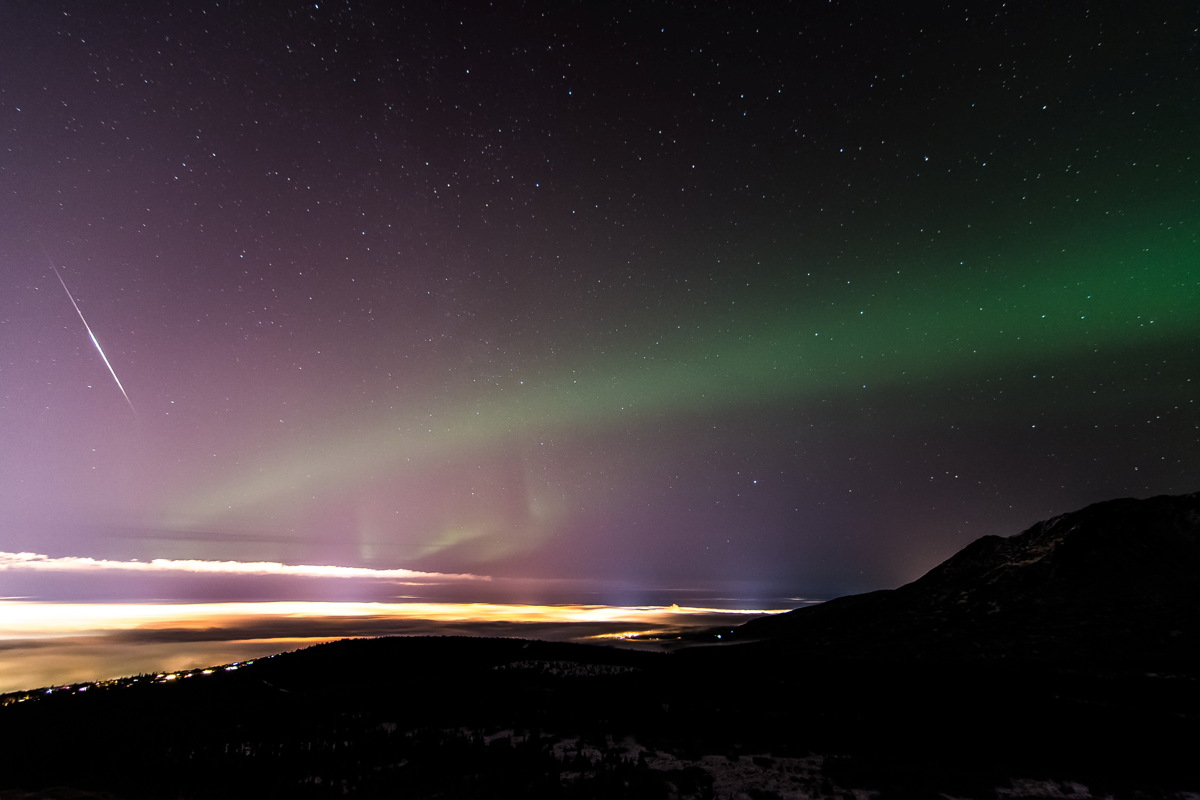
[{"x1": 43, "y1": 252, "x2": 136, "y2": 415}]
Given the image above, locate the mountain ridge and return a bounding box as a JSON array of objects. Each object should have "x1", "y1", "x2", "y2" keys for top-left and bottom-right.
[{"x1": 721, "y1": 490, "x2": 1200, "y2": 661}]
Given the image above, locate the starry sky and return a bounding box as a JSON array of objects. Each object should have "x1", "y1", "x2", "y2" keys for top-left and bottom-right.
[{"x1": 2, "y1": 1, "x2": 1197, "y2": 611}]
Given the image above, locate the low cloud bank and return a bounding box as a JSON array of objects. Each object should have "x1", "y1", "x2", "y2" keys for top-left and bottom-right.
[
  {"x1": 0, "y1": 550, "x2": 487, "y2": 583},
  {"x1": 0, "y1": 600, "x2": 789, "y2": 693}
]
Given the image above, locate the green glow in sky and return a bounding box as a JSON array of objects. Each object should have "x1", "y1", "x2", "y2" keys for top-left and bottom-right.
[{"x1": 166, "y1": 216, "x2": 1197, "y2": 555}]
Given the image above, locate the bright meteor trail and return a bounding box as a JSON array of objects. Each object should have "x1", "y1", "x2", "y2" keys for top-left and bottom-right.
[{"x1": 44, "y1": 253, "x2": 136, "y2": 416}]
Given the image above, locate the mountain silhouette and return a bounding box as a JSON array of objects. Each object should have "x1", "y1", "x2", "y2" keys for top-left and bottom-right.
[
  {"x1": 721, "y1": 491, "x2": 1200, "y2": 661},
  {"x1": 2, "y1": 492, "x2": 1198, "y2": 798}
]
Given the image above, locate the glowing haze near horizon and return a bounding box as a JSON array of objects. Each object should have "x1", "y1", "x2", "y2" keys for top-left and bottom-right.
[{"x1": 0, "y1": 3, "x2": 1197, "y2": 690}]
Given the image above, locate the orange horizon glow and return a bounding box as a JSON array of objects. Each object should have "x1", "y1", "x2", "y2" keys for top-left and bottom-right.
[
  {"x1": 0, "y1": 599, "x2": 788, "y2": 637},
  {"x1": 0, "y1": 599, "x2": 793, "y2": 694}
]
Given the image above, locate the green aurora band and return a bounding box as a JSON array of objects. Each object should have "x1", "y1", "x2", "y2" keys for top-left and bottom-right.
[{"x1": 166, "y1": 218, "x2": 1197, "y2": 560}]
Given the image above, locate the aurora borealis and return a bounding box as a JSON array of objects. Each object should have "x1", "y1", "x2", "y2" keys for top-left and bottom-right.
[{"x1": 1, "y1": 2, "x2": 1197, "y2": 688}]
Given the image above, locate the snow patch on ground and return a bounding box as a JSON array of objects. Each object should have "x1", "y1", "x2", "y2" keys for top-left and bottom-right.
[
  {"x1": 994, "y1": 780, "x2": 1200, "y2": 799},
  {"x1": 493, "y1": 659, "x2": 641, "y2": 677}
]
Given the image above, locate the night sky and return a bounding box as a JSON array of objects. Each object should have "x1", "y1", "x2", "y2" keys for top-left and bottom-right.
[{"x1": 2, "y1": 1, "x2": 1197, "y2": 613}]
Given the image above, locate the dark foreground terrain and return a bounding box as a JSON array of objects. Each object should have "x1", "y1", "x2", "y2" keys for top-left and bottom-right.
[{"x1": 3, "y1": 492, "x2": 1198, "y2": 799}]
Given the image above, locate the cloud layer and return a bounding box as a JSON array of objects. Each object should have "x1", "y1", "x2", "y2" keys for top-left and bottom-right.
[
  {"x1": 0, "y1": 551, "x2": 486, "y2": 583},
  {"x1": 0, "y1": 599, "x2": 788, "y2": 693}
]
